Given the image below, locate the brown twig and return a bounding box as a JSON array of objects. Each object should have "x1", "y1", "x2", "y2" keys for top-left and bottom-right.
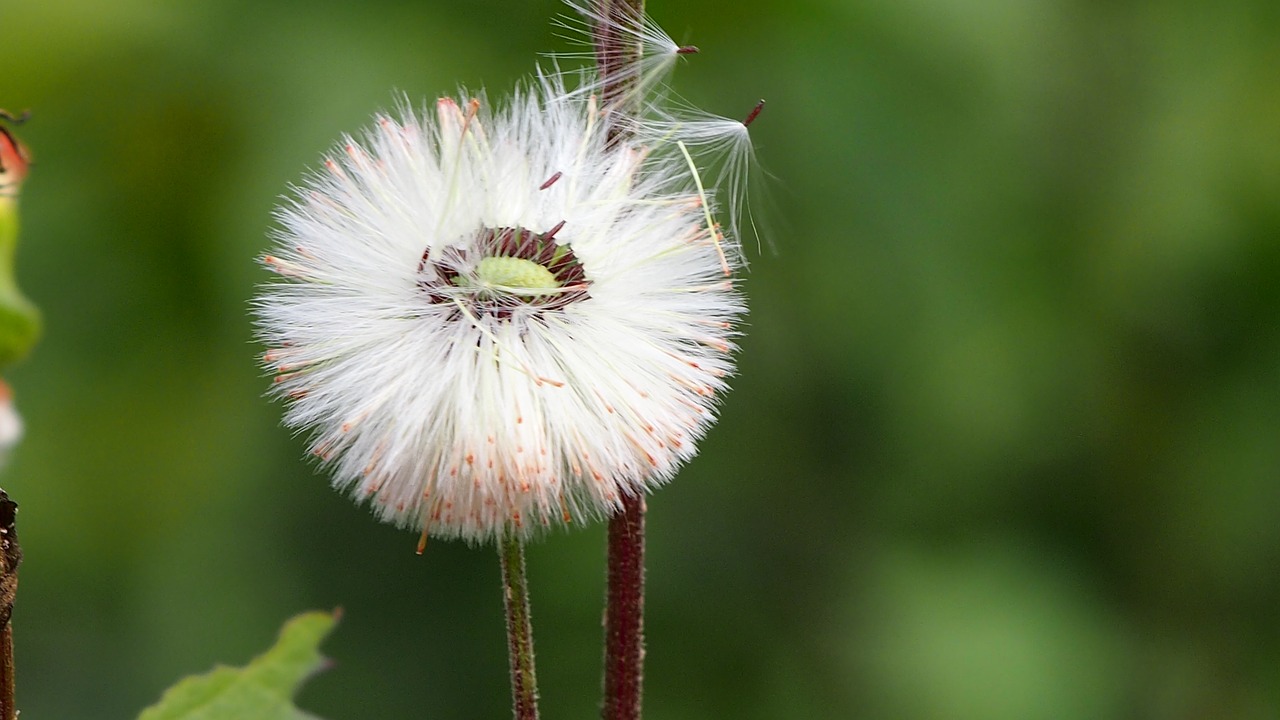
[{"x1": 0, "y1": 491, "x2": 21, "y2": 720}]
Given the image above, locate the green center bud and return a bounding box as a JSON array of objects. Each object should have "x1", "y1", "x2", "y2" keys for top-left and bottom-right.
[
  {"x1": 420, "y1": 225, "x2": 589, "y2": 317},
  {"x1": 467, "y1": 256, "x2": 560, "y2": 296}
]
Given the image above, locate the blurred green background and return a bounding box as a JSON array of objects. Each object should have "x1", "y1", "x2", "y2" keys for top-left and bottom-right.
[{"x1": 3, "y1": 0, "x2": 1279, "y2": 717}]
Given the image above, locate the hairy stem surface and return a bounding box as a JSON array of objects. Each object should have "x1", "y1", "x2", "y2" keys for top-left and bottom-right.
[
  {"x1": 603, "y1": 492, "x2": 646, "y2": 720},
  {"x1": 500, "y1": 537, "x2": 540, "y2": 720}
]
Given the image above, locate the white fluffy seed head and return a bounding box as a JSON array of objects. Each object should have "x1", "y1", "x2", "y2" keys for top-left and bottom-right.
[{"x1": 255, "y1": 76, "x2": 745, "y2": 544}]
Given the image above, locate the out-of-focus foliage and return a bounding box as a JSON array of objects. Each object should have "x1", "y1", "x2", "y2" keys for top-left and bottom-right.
[
  {"x1": 137, "y1": 611, "x2": 336, "y2": 720},
  {"x1": 0, "y1": 123, "x2": 41, "y2": 368},
  {"x1": 1, "y1": 0, "x2": 1277, "y2": 718}
]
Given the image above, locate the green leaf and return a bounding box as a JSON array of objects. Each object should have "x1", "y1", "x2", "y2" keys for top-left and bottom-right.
[{"x1": 137, "y1": 610, "x2": 338, "y2": 720}]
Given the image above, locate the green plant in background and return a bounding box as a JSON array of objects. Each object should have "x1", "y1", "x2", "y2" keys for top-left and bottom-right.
[
  {"x1": 4, "y1": 0, "x2": 1280, "y2": 718},
  {"x1": 0, "y1": 114, "x2": 40, "y2": 466},
  {"x1": 137, "y1": 611, "x2": 337, "y2": 720},
  {"x1": 0, "y1": 115, "x2": 40, "y2": 373},
  {"x1": 0, "y1": 112, "x2": 41, "y2": 720}
]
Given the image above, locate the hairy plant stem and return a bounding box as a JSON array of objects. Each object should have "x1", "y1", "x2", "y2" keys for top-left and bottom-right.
[
  {"x1": 594, "y1": 2, "x2": 650, "y2": 716},
  {"x1": 0, "y1": 627, "x2": 12, "y2": 720},
  {"x1": 500, "y1": 536, "x2": 540, "y2": 720},
  {"x1": 603, "y1": 492, "x2": 646, "y2": 720}
]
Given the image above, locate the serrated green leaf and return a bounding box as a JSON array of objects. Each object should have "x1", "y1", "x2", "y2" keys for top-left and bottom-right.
[{"x1": 137, "y1": 610, "x2": 338, "y2": 720}]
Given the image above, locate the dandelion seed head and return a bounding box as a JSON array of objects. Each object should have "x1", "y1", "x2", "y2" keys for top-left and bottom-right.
[{"x1": 255, "y1": 76, "x2": 745, "y2": 544}]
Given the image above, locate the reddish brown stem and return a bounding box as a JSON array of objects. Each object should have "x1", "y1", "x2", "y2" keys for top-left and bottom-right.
[
  {"x1": 593, "y1": 0, "x2": 646, "y2": 145},
  {"x1": 602, "y1": 492, "x2": 645, "y2": 720},
  {"x1": 593, "y1": 3, "x2": 649, "y2": 717}
]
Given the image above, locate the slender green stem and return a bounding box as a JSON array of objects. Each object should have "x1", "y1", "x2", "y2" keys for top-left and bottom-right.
[{"x1": 500, "y1": 536, "x2": 540, "y2": 720}]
